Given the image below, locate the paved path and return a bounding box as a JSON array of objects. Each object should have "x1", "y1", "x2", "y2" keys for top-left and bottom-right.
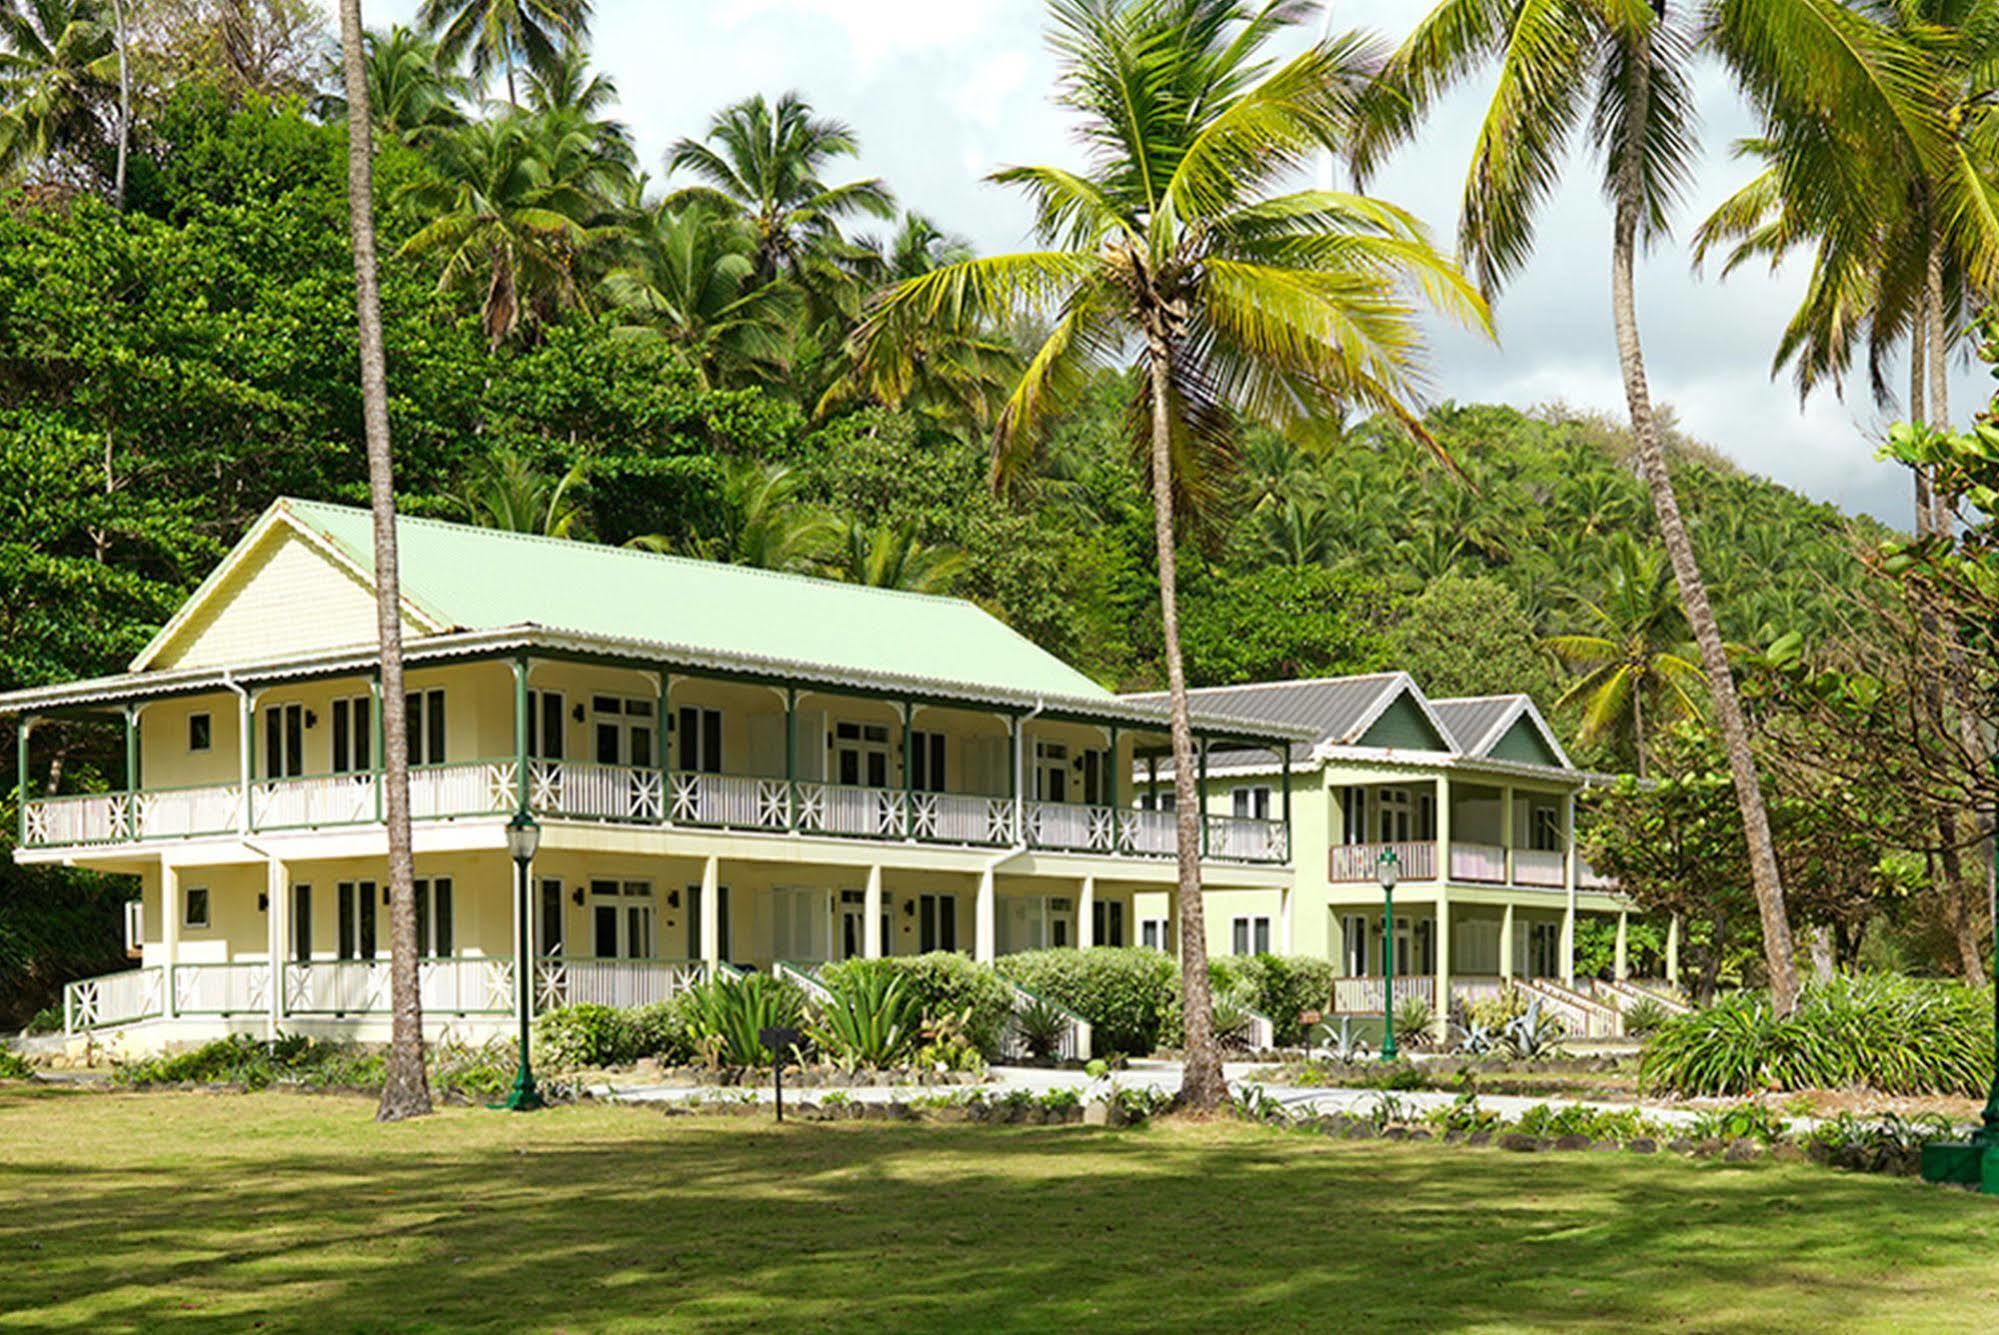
[{"x1": 596, "y1": 1060, "x2": 1716, "y2": 1129}]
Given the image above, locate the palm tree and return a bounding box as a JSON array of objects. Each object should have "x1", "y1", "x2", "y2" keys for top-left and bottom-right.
[
  {"x1": 0, "y1": 0, "x2": 117, "y2": 185},
  {"x1": 603, "y1": 199, "x2": 799, "y2": 388},
  {"x1": 666, "y1": 91, "x2": 895, "y2": 284},
  {"x1": 836, "y1": 522, "x2": 969, "y2": 594},
  {"x1": 1546, "y1": 538, "x2": 1704, "y2": 777},
  {"x1": 398, "y1": 112, "x2": 622, "y2": 348},
  {"x1": 670, "y1": 458, "x2": 840, "y2": 574},
  {"x1": 1247, "y1": 496, "x2": 1339, "y2": 568},
  {"x1": 854, "y1": 0, "x2": 1489, "y2": 1109},
  {"x1": 416, "y1": 0, "x2": 589, "y2": 105},
  {"x1": 335, "y1": 0, "x2": 430, "y2": 1122},
  {"x1": 457, "y1": 447, "x2": 589, "y2": 536},
  {"x1": 1364, "y1": 0, "x2": 1803, "y2": 1013},
  {"x1": 352, "y1": 24, "x2": 466, "y2": 146}
]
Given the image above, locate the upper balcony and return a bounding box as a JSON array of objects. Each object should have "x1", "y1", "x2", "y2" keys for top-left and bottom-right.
[{"x1": 1327, "y1": 839, "x2": 1614, "y2": 891}]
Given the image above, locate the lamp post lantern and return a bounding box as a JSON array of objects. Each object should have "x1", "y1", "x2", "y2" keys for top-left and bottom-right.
[
  {"x1": 1378, "y1": 848, "x2": 1399, "y2": 1064},
  {"x1": 499, "y1": 810, "x2": 544, "y2": 1112}
]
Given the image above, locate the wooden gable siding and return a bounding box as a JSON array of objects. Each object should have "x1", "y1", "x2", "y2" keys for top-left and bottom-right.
[
  {"x1": 150, "y1": 527, "x2": 421, "y2": 671},
  {"x1": 1488, "y1": 716, "x2": 1564, "y2": 767},
  {"x1": 1357, "y1": 692, "x2": 1448, "y2": 751}
]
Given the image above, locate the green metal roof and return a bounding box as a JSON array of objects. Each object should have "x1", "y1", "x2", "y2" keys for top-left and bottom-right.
[{"x1": 282, "y1": 499, "x2": 1115, "y2": 703}]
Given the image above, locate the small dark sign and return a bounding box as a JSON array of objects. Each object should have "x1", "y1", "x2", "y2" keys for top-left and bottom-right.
[{"x1": 761, "y1": 1026, "x2": 803, "y2": 1123}]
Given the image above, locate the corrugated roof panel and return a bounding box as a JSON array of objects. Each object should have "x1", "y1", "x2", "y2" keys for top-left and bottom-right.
[
  {"x1": 1431, "y1": 696, "x2": 1521, "y2": 754},
  {"x1": 1126, "y1": 673, "x2": 1409, "y2": 762}
]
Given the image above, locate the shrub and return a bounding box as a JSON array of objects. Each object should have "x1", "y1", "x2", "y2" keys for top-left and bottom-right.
[
  {"x1": 0, "y1": 1048, "x2": 35, "y2": 1080},
  {"x1": 1467, "y1": 986, "x2": 1530, "y2": 1032},
  {"x1": 1212, "y1": 955, "x2": 1338, "y2": 1044},
  {"x1": 1688, "y1": 1102, "x2": 1791, "y2": 1146},
  {"x1": 1641, "y1": 975, "x2": 1994, "y2": 1097},
  {"x1": 1011, "y1": 995, "x2": 1075, "y2": 1060},
  {"x1": 1512, "y1": 1102, "x2": 1667, "y2": 1143},
  {"x1": 810, "y1": 962, "x2": 923, "y2": 1069},
  {"x1": 682, "y1": 973, "x2": 805, "y2": 1068},
  {"x1": 535, "y1": 1001, "x2": 695, "y2": 1070},
  {"x1": 112, "y1": 1034, "x2": 381, "y2": 1090},
  {"x1": 823, "y1": 953, "x2": 1012, "y2": 1058},
  {"x1": 1620, "y1": 995, "x2": 1670, "y2": 1037},
  {"x1": 996, "y1": 948, "x2": 1179, "y2": 1056}
]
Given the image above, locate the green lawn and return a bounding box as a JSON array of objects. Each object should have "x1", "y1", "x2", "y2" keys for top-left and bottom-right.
[{"x1": 3, "y1": 1086, "x2": 1997, "y2": 1332}]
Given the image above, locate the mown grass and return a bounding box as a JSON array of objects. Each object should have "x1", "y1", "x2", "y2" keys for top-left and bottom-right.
[{"x1": 2, "y1": 1084, "x2": 1997, "y2": 1332}]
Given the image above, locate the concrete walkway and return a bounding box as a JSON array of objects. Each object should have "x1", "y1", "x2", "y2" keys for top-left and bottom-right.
[{"x1": 595, "y1": 1059, "x2": 1717, "y2": 1130}]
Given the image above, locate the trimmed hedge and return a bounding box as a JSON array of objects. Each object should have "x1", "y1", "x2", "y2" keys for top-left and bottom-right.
[
  {"x1": 534, "y1": 1001, "x2": 691, "y2": 1069},
  {"x1": 1210, "y1": 955, "x2": 1338, "y2": 1045},
  {"x1": 822, "y1": 952, "x2": 1014, "y2": 1058},
  {"x1": 997, "y1": 947, "x2": 1180, "y2": 1056},
  {"x1": 1641, "y1": 974, "x2": 1996, "y2": 1097}
]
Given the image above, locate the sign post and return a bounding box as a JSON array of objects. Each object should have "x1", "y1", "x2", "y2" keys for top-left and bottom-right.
[{"x1": 761, "y1": 1025, "x2": 801, "y2": 1123}]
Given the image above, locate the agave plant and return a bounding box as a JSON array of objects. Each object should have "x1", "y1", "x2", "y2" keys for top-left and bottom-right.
[
  {"x1": 681, "y1": 973, "x2": 806, "y2": 1068},
  {"x1": 1011, "y1": 996, "x2": 1074, "y2": 1062},
  {"x1": 809, "y1": 963, "x2": 922, "y2": 1070},
  {"x1": 1308, "y1": 1016, "x2": 1370, "y2": 1064}
]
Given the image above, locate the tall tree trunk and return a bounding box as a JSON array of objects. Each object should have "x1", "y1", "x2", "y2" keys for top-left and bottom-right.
[
  {"x1": 1146, "y1": 330, "x2": 1223, "y2": 1111},
  {"x1": 1910, "y1": 325, "x2": 1931, "y2": 535},
  {"x1": 1631, "y1": 679, "x2": 1646, "y2": 781},
  {"x1": 1611, "y1": 44, "x2": 1799, "y2": 1015},
  {"x1": 109, "y1": 0, "x2": 130, "y2": 210},
  {"x1": 338, "y1": 0, "x2": 430, "y2": 1122}
]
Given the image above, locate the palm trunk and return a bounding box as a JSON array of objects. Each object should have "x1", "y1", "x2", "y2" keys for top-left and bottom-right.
[
  {"x1": 1146, "y1": 331, "x2": 1223, "y2": 1111},
  {"x1": 1631, "y1": 679, "x2": 1646, "y2": 781},
  {"x1": 110, "y1": 0, "x2": 130, "y2": 210},
  {"x1": 1910, "y1": 325, "x2": 1930, "y2": 535},
  {"x1": 1611, "y1": 45, "x2": 1799, "y2": 1015},
  {"x1": 338, "y1": 0, "x2": 430, "y2": 1122}
]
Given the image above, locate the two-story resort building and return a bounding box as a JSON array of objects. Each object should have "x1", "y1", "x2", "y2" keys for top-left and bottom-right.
[
  {"x1": 1125, "y1": 674, "x2": 1677, "y2": 1037},
  {"x1": 7, "y1": 500, "x2": 1304, "y2": 1053}
]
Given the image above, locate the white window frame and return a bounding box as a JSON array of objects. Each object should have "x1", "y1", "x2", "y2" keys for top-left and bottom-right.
[
  {"x1": 588, "y1": 880, "x2": 654, "y2": 960},
  {"x1": 182, "y1": 887, "x2": 209, "y2": 930},
  {"x1": 124, "y1": 899, "x2": 144, "y2": 955},
  {"x1": 1034, "y1": 740, "x2": 1070, "y2": 803},
  {"x1": 676, "y1": 706, "x2": 723, "y2": 774},
  {"x1": 1140, "y1": 916, "x2": 1169, "y2": 951},
  {"x1": 528, "y1": 689, "x2": 566, "y2": 761},
  {"x1": 1231, "y1": 914, "x2": 1271, "y2": 956},
  {"x1": 187, "y1": 712, "x2": 212, "y2": 753},
  {"x1": 330, "y1": 695, "x2": 373, "y2": 774},
  {"x1": 413, "y1": 877, "x2": 454, "y2": 958},
  {"x1": 833, "y1": 720, "x2": 892, "y2": 789},
  {"x1": 407, "y1": 688, "x2": 447, "y2": 767},
  {"x1": 262, "y1": 702, "x2": 304, "y2": 779},
  {"x1": 592, "y1": 694, "x2": 655, "y2": 769},
  {"x1": 1340, "y1": 913, "x2": 1370, "y2": 976},
  {"x1": 1378, "y1": 787, "x2": 1414, "y2": 842},
  {"x1": 1231, "y1": 786, "x2": 1273, "y2": 820}
]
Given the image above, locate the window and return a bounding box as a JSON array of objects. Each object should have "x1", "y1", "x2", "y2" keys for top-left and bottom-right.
[
  {"x1": 1141, "y1": 790, "x2": 1176, "y2": 812},
  {"x1": 124, "y1": 899, "x2": 143, "y2": 955},
  {"x1": 918, "y1": 893, "x2": 958, "y2": 952},
  {"x1": 685, "y1": 882, "x2": 730, "y2": 961},
  {"x1": 676, "y1": 706, "x2": 722, "y2": 773},
  {"x1": 1033, "y1": 741, "x2": 1069, "y2": 802},
  {"x1": 589, "y1": 881, "x2": 654, "y2": 959},
  {"x1": 594, "y1": 696, "x2": 655, "y2": 768},
  {"x1": 1092, "y1": 898, "x2": 1125, "y2": 947},
  {"x1": 1340, "y1": 913, "x2": 1370, "y2": 976},
  {"x1": 538, "y1": 879, "x2": 564, "y2": 956},
  {"x1": 1232, "y1": 786, "x2": 1273, "y2": 820},
  {"x1": 407, "y1": 689, "x2": 447, "y2": 766},
  {"x1": 833, "y1": 721, "x2": 890, "y2": 788},
  {"x1": 1531, "y1": 804, "x2": 1562, "y2": 852},
  {"x1": 336, "y1": 881, "x2": 377, "y2": 960},
  {"x1": 331, "y1": 697, "x2": 372, "y2": 774},
  {"x1": 1079, "y1": 748, "x2": 1109, "y2": 806},
  {"x1": 1416, "y1": 791, "x2": 1437, "y2": 840},
  {"x1": 910, "y1": 730, "x2": 948, "y2": 793},
  {"x1": 1231, "y1": 915, "x2": 1270, "y2": 956},
  {"x1": 1340, "y1": 788, "x2": 1367, "y2": 845},
  {"x1": 1140, "y1": 917, "x2": 1168, "y2": 951},
  {"x1": 528, "y1": 690, "x2": 566, "y2": 760},
  {"x1": 414, "y1": 878, "x2": 453, "y2": 958},
  {"x1": 1378, "y1": 787, "x2": 1413, "y2": 842},
  {"x1": 183, "y1": 887, "x2": 210, "y2": 930},
  {"x1": 1528, "y1": 922, "x2": 1561, "y2": 978},
  {"x1": 292, "y1": 884, "x2": 313, "y2": 962},
  {"x1": 263, "y1": 703, "x2": 304, "y2": 779},
  {"x1": 187, "y1": 713, "x2": 212, "y2": 753}
]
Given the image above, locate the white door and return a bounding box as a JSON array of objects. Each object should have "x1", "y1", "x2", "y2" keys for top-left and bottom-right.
[
  {"x1": 1034, "y1": 742, "x2": 1070, "y2": 802},
  {"x1": 1379, "y1": 787, "x2": 1413, "y2": 842},
  {"x1": 1341, "y1": 913, "x2": 1370, "y2": 976},
  {"x1": 588, "y1": 881, "x2": 654, "y2": 959},
  {"x1": 833, "y1": 721, "x2": 891, "y2": 790},
  {"x1": 772, "y1": 887, "x2": 829, "y2": 962},
  {"x1": 836, "y1": 889, "x2": 867, "y2": 960}
]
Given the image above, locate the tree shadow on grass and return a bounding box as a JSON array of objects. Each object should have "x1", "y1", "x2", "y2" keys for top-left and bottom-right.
[{"x1": 3, "y1": 1093, "x2": 1998, "y2": 1332}]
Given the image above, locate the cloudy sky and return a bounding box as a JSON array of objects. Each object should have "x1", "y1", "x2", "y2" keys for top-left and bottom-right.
[{"x1": 341, "y1": 0, "x2": 1981, "y2": 526}]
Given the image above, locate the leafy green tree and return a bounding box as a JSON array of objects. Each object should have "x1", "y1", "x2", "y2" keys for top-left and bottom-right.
[
  {"x1": 416, "y1": 0, "x2": 589, "y2": 105},
  {"x1": 1181, "y1": 566, "x2": 1392, "y2": 687},
  {"x1": 1365, "y1": 0, "x2": 1803, "y2": 1011},
  {"x1": 855, "y1": 0, "x2": 1488, "y2": 1107},
  {"x1": 1390, "y1": 574, "x2": 1554, "y2": 704}
]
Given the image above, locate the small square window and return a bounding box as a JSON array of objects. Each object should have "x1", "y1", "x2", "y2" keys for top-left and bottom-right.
[
  {"x1": 183, "y1": 888, "x2": 210, "y2": 929},
  {"x1": 188, "y1": 713, "x2": 212, "y2": 752}
]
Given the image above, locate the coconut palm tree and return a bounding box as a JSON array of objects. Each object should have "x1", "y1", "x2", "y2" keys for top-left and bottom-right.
[
  {"x1": 668, "y1": 458, "x2": 840, "y2": 574},
  {"x1": 1362, "y1": 0, "x2": 1803, "y2": 1012},
  {"x1": 666, "y1": 91, "x2": 895, "y2": 285},
  {"x1": 353, "y1": 24, "x2": 466, "y2": 146},
  {"x1": 335, "y1": 0, "x2": 430, "y2": 1122},
  {"x1": 1546, "y1": 538, "x2": 1704, "y2": 777},
  {"x1": 836, "y1": 522, "x2": 969, "y2": 594},
  {"x1": 853, "y1": 0, "x2": 1489, "y2": 1108},
  {"x1": 603, "y1": 199, "x2": 800, "y2": 388},
  {"x1": 416, "y1": 0, "x2": 589, "y2": 105},
  {"x1": 457, "y1": 447, "x2": 589, "y2": 537},
  {"x1": 0, "y1": 0, "x2": 117, "y2": 184}
]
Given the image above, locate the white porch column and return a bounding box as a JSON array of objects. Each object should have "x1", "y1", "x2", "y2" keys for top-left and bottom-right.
[
  {"x1": 266, "y1": 856, "x2": 287, "y2": 1040},
  {"x1": 1614, "y1": 911, "x2": 1629, "y2": 981},
  {"x1": 1561, "y1": 897, "x2": 1577, "y2": 987},
  {"x1": 1435, "y1": 774, "x2": 1452, "y2": 883},
  {"x1": 1562, "y1": 793, "x2": 1578, "y2": 985},
  {"x1": 1500, "y1": 784, "x2": 1514, "y2": 885},
  {"x1": 863, "y1": 864, "x2": 883, "y2": 959},
  {"x1": 1499, "y1": 901, "x2": 1515, "y2": 980},
  {"x1": 1329, "y1": 910, "x2": 1345, "y2": 975},
  {"x1": 1277, "y1": 884, "x2": 1293, "y2": 954},
  {"x1": 1665, "y1": 914, "x2": 1681, "y2": 985},
  {"x1": 1433, "y1": 885, "x2": 1451, "y2": 1040},
  {"x1": 974, "y1": 868, "x2": 996, "y2": 963},
  {"x1": 161, "y1": 860, "x2": 181, "y2": 1021},
  {"x1": 699, "y1": 856, "x2": 720, "y2": 970},
  {"x1": 1077, "y1": 876, "x2": 1095, "y2": 949}
]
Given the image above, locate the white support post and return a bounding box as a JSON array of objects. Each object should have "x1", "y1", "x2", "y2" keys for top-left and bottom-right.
[
  {"x1": 1433, "y1": 885, "x2": 1451, "y2": 1041},
  {"x1": 1436, "y1": 774, "x2": 1452, "y2": 883},
  {"x1": 1500, "y1": 783, "x2": 1514, "y2": 885},
  {"x1": 161, "y1": 860, "x2": 180, "y2": 1021},
  {"x1": 237, "y1": 689, "x2": 255, "y2": 835},
  {"x1": 1277, "y1": 884, "x2": 1293, "y2": 955},
  {"x1": 1561, "y1": 896, "x2": 1577, "y2": 988},
  {"x1": 266, "y1": 856, "x2": 286, "y2": 1040},
  {"x1": 862, "y1": 864, "x2": 883, "y2": 959},
  {"x1": 1077, "y1": 876, "x2": 1095, "y2": 950},
  {"x1": 1500, "y1": 901, "x2": 1515, "y2": 981},
  {"x1": 699, "y1": 856, "x2": 720, "y2": 971},
  {"x1": 974, "y1": 867, "x2": 996, "y2": 963},
  {"x1": 1665, "y1": 914, "x2": 1680, "y2": 985},
  {"x1": 1615, "y1": 911, "x2": 1629, "y2": 982}
]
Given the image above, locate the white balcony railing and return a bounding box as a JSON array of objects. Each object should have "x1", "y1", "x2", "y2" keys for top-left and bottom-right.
[
  {"x1": 1117, "y1": 807, "x2": 1178, "y2": 856},
  {"x1": 63, "y1": 966, "x2": 165, "y2": 1032},
  {"x1": 1578, "y1": 858, "x2": 1617, "y2": 889},
  {"x1": 1330, "y1": 976, "x2": 1435, "y2": 1014},
  {"x1": 250, "y1": 774, "x2": 377, "y2": 830},
  {"x1": 533, "y1": 957, "x2": 708, "y2": 1010},
  {"x1": 1205, "y1": 814, "x2": 1289, "y2": 864},
  {"x1": 530, "y1": 761, "x2": 662, "y2": 823},
  {"x1": 1329, "y1": 840, "x2": 1437, "y2": 883},
  {"x1": 1513, "y1": 848, "x2": 1566, "y2": 887},
  {"x1": 1028, "y1": 801, "x2": 1116, "y2": 853},
  {"x1": 282, "y1": 958, "x2": 512, "y2": 1016},
  {"x1": 135, "y1": 784, "x2": 243, "y2": 839},
  {"x1": 910, "y1": 791, "x2": 1015, "y2": 845},
  {"x1": 669, "y1": 772, "x2": 790, "y2": 831},
  {"x1": 173, "y1": 962, "x2": 272, "y2": 1015},
  {"x1": 797, "y1": 782, "x2": 905, "y2": 839},
  {"x1": 1449, "y1": 841, "x2": 1508, "y2": 883},
  {"x1": 409, "y1": 761, "x2": 518, "y2": 820}
]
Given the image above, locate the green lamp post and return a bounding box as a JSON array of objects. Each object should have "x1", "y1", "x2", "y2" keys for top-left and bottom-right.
[
  {"x1": 1378, "y1": 847, "x2": 1400, "y2": 1064},
  {"x1": 498, "y1": 810, "x2": 545, "y2": 1112}
]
